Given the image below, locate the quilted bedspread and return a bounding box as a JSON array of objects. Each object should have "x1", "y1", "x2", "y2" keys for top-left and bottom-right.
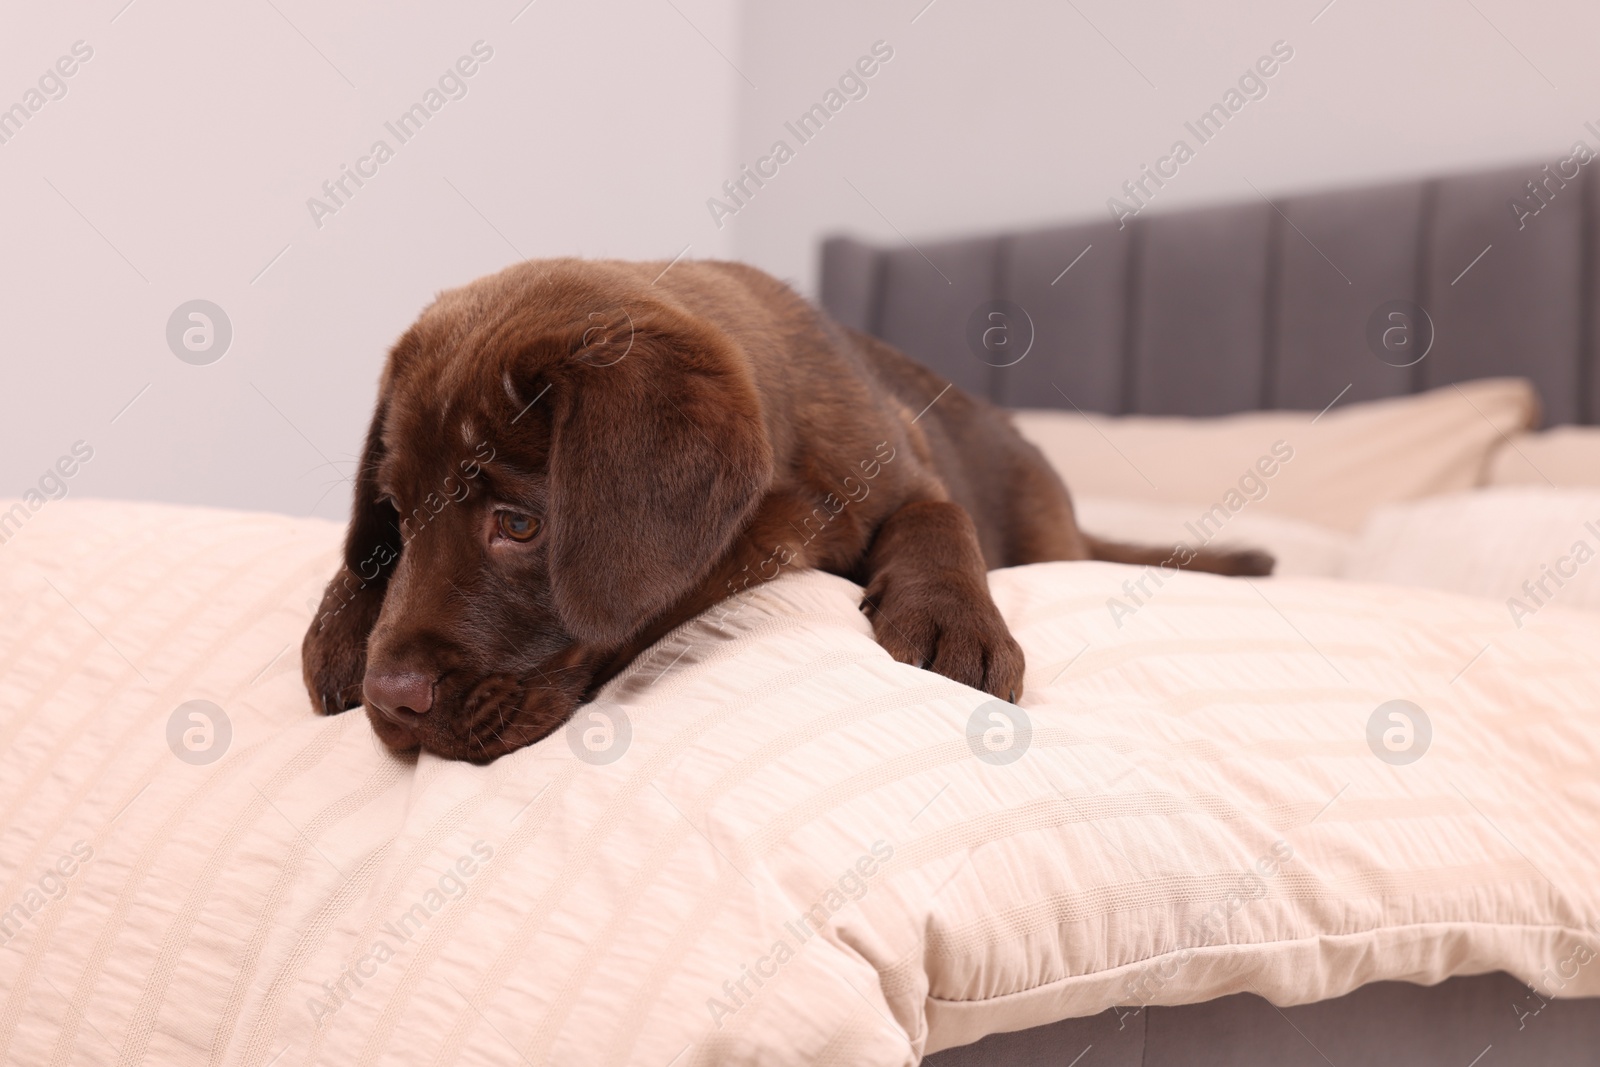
[{"x1": 2, "y1": 499, "x2": 1598, "y2": 1065}]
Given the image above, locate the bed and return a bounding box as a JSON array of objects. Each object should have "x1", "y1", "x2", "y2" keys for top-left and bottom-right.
[
  {"x1": 819, "y1": 157, "x2": 1600, "y2": 1064},
  {"x1": 3, "y1": 159, "x2": 1600, "y2": 1066}
]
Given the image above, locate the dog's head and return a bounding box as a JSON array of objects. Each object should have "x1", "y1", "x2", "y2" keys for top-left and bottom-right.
[{"x1": 302, "y1": 261, "x2": 773, "y2": 761}]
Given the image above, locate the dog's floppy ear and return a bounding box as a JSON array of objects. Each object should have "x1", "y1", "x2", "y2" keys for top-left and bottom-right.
[
  {"x1": 543, "y1": 325, "x2": 773, "y2": 645},
  {"x1": 301, "y1": 377, "x2": 401, "y2": 714}
]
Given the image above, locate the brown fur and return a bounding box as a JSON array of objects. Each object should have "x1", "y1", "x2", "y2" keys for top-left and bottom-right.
[{"x1": 301, "y1": 258, "x2": 1272, "y2": 762}]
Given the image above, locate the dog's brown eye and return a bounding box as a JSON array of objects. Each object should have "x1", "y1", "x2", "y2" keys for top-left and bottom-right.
[{"x1": 497, "y1": 511, "x2": 541, "y2": 542}]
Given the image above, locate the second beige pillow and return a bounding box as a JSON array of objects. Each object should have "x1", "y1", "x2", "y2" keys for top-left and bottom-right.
[{"x1": 1010, "y1": 378, "x2": 1539, "y2": 533}]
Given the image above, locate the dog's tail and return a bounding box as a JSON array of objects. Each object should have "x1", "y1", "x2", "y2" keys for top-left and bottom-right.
[{"x1": 1085, "y1": 535, "x2": 1275, "y2": 577}]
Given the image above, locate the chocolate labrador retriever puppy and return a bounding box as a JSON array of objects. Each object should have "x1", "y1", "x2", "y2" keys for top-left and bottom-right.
[{"x1": 302, "y1": 258, "x2": 1270, "y2": 762}]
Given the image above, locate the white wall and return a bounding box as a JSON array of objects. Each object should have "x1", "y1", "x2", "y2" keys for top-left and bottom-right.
[
  {"x1": 5, "y1": 0, "x2": 1595, "y2": 520},
  {"x1": 0, "y1": 0, "x2": 739, "y2": 521},
  {"x1": 727, "y1": 0, "x2": 1600, "y2": 290}
]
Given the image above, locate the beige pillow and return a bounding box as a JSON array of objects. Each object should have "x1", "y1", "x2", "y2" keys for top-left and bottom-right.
[
  {"x1": 7, "y1": 498, "x2": 1600, "y2": 1065},
  {"x1": 1011, "y1": 378, "x2": 1538, "y2": 532},
  {"x1": 1345, "y1": 486, "x2": 1600, "y2": 615},
  {"x1": 1487, "y1": 425, "x2": 1600, "y2": 488}
]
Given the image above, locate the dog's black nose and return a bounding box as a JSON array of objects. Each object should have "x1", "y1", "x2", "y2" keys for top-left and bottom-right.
[{"x1": 363, "y1": 670, "x2": 436, "y2": 723}]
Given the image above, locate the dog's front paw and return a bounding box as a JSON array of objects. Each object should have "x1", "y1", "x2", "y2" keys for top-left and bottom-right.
[
  {"x1": 300, "y1": 577, "x2": 382, "y2": 716},
  {"x1": 301, "y1": 622, "x2": 366, "y2": 716},
  {"x1": 860, "y1": 575, "x2": 1025, "y2": 700}
]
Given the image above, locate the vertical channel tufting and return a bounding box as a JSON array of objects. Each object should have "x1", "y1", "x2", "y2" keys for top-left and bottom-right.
[
  {"x1": 873, "y1": 237, "x2": 1003, "y2": 398},
  {"x1": 1120, "y1": 220, "x2": 1143, "y2": 415},
  {"x1": 988, "y1": 235, "x2": 1012, "y2": 404},
  {"x1": 1424, "y1": 162, "x2": 1584, "y2": 425},
  {"x1": 998, "y1": 219, "x2": 1132, "y2": 413},
  {"x1": 1259, "y1": 200, "x2": 1284, "y2": 410},
  {"x1": 1272, "y1": 179, "x2": 1428, "y2": 410},
  {"x1": 1131, "y1": 200, "x2": 1273, "y2": 415},
  {"x1": 816, "y1": 236, "x2": 881, "y2": 334},
  {"x1": 867, "y1": 243, "x2": 889, "y2": 340},
  {"x1": 1411, "y1": 180, "x2": 1439, "y2": 397},
  {"x1": 1579, "y1": 161, "x2": 1597, "y2": 425},
  {"x1": 818, "y1": 160, "x2": 1599, "y2": 425}
]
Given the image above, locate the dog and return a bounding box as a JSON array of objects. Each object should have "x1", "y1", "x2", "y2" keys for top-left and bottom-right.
[{"x1": 301, "y1": 258, "x2": 1271, "y2": 762}]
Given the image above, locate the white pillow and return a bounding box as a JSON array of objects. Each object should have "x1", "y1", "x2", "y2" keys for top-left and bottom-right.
[
  {"x1": 1011, "y1": 378, "x2": 1539, "y2": 532},
  {"x1": 6, "y1": 498, "x2": 1600, "y2": 1065},
  {"x1": 1072, "y1": 495, "x2": 1353, "y2": 577},
  {"x1": 1344, "y1": 487, "x2": 1600, "y2": 618},
  {"x1": 1487, "y1": 426, "x2": 1600, "y2": 489}
]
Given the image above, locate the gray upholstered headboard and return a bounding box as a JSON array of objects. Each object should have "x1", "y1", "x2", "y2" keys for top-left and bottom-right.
[{"x1": 818, "y1": 160, "x2": 1598, "y2": 425}]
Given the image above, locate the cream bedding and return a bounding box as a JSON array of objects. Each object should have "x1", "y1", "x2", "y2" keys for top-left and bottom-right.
[
  {"x1": 2, "y1": 499, "x2": 1598, "y2": 1066},
  {"x1": 1345, "y1": 488, "x2": 1600, "y2": 615}
]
